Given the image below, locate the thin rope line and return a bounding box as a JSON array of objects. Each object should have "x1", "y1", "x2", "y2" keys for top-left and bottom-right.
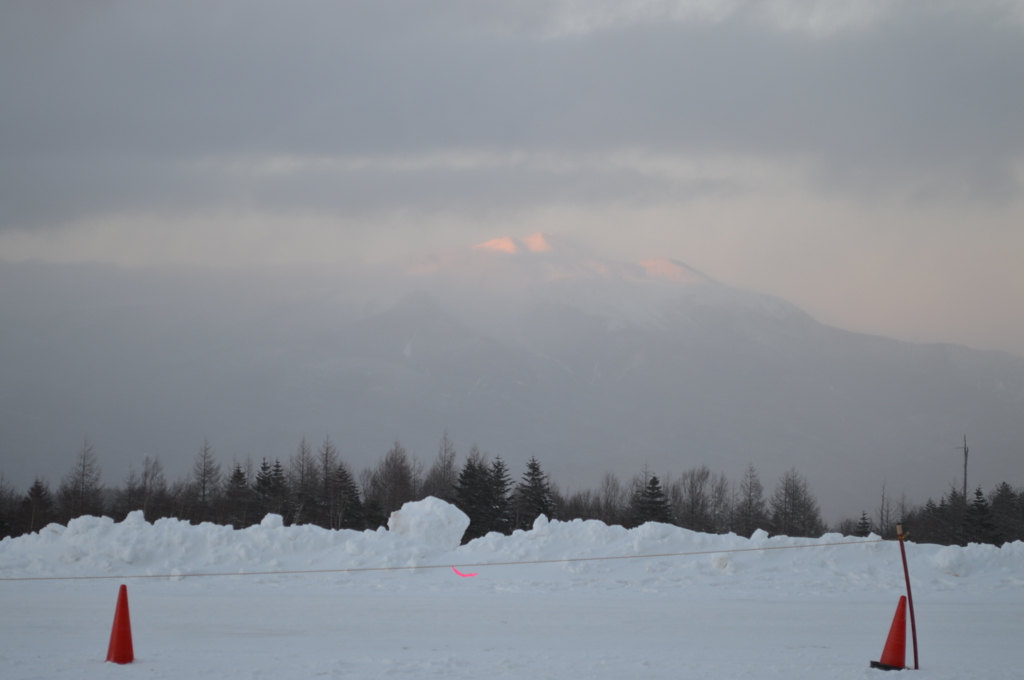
[{"x1": 0, "y1": 538, "x2": 884, "y2": 582}]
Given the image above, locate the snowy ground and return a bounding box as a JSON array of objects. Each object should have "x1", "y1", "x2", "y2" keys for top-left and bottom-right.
[{"x1": 2, "y1": 498, "x2": 1022, "y2": 679}]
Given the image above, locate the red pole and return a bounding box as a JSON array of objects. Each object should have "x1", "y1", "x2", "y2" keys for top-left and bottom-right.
[{"x1": 897, "y1": 524, "x2": 919, "y2": 670}]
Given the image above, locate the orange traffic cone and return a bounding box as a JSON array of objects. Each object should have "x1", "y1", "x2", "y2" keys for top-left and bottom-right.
[
  {"x1": 870, "y1": 596, "x2": 907, "y2": 671},
  {"x1": 105, "y1": 584, "x2": 134, "y2": 664}
]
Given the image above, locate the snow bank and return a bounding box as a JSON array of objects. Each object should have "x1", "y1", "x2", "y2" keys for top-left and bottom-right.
[
  {"x1": 3, "y1": 501, "x2": 1023, "y2": 680},
  {"x1": 1, "y1": 502, "x2": 1022, "y2": 600}
]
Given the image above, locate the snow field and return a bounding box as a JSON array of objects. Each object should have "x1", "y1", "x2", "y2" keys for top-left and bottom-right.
[{"x1": 1, "y1": 499, "x2": 1022, "y2": 679}]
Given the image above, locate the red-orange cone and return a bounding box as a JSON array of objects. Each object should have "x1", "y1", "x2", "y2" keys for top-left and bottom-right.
[
  {"x1": 105, "y1": 584, "x2": 134, "y2": 664},
  {"x1": 870, "y1": 596, "x2": 907, "y2": 671}
]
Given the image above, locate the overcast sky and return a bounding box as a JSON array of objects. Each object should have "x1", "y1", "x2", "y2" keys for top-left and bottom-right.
[{"x1": 2, "y1": 0, "x2": 1023, "y2": 355}]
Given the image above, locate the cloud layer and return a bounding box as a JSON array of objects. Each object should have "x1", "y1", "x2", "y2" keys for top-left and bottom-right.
[{"x1": 1, "y1": 1, "x2": 1023, "y2": 353}]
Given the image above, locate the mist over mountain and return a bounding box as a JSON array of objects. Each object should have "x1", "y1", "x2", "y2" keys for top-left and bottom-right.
[{"x1": 2, "y1": 237, "x2": 1022, "y2": 522}]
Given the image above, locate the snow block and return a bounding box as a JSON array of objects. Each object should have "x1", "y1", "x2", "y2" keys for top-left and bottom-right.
[{"x1": 388, "y1": 497, "x2": 470, "y2": 552}]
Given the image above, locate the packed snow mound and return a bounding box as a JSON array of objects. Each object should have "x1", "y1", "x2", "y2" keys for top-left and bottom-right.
[
  {"x1": 1, "y1": 502, "x2": 1022, "y2": 600},
  {"x1": 387, "y1": 496, "x2": 470, "y2": 552}
]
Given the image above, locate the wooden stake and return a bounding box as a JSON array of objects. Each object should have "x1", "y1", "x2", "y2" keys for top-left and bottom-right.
[{"x1": 897, "y1": 524, "x2": 919, "y2": 670}]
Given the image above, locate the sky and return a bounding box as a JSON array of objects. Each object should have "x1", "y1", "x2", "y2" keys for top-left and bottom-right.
[{"x1": 2, "y1": 0, "x2": 1024, "y2": 356}]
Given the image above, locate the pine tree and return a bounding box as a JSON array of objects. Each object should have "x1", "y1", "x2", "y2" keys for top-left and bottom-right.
[
  {"x1": 222, "y1": 463, "x2": 252, "y2": 528},
  {"x1": 487, "y1": 456, "x2": 513, "y2": 535},
  {"x1": 454, "y1": 447, "x2": 490, "y2": 542},
  {"x1": 363, "y1": 498, "x2": 386, "y2": 530},
  {"x1": 269, "y1": 458, "x2": 289, "y2": 519},
  {"x1": 942, "y1": 486, "x2": 969, "y2": 545},
  {"x1": 966, "y1": 487, "x2": 1002, "y2": 545},
  {"x1": 514, "y1": 456, "x2": 554, "y2": 530},
  {"x1": 989, "y1": 481, "x2": 1022, "y2": 543},
  {"x1": 332, "y1": 461, "x2": 365, "y2": 531},
  {"x1": 0, "y1": 472, "x2": 15, "y2": 538},
  {"x1": 253, "y1": 458, "x2": 274, "y2": 520},
  {"x1": 629, "y1": 474, "x2": 673, "y2": 527},
  {"x1": 19, "y1": 478, "x2": 55, "y2": 534},
  {"x1": 855, "y1": 511, "x2": 872, "y2": 537}
]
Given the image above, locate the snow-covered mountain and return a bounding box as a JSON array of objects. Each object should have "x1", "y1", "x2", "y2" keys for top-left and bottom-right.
[{"x1": 2, "y1": 237, "x2": 1022, "y2": 521}]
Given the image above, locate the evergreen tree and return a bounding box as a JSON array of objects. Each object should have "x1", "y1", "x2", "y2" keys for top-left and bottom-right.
[
  {"x1": 269, "y1": 458, "x2": 289, "y2": 519},
  {"x1": 942, "y1": 486, "x2": 969, "y2": 545},
  {"x1": 253, "y1": 458, "x2": 274, "y2": 520},
  {"x1": 989, "y1": 482, "x2": 1023, "y2": 543},
  {"x1": 966, "y1": 487, "x2": 1002, "y2": 545},
  {"x1": 363, "y1": 498, "x2": 387, "y2": 530},
  {"x1": 855, "y1": 511, "x2": 872, "y2": 537},
  {"x1": 0, "y1": 472, "x2": 15, "y2": 538},
  {"x1": 911, "y1": 494, "x2": 958, "y2": 545},
  {"x1": 487, "y1": 456, "x2": 513, "y2": 535},
  {"x1": 454, "y1": 447, "x2": 490, "y2": 542},
  {"x1": 514, "y1": 456, "x2": 554, "y2": 530},
  {"x1": 629, "y1": 474, "x2": 673, "y2": 527},
  {"x1": 19, "y1": 478, "x2": 55, "y2": 534},
  {"x1": 222, "y1": 462, "x2": 252, "y2": 528},
  {"x1": 332, "y1": 461, "x2": 366, "y2": 531}
]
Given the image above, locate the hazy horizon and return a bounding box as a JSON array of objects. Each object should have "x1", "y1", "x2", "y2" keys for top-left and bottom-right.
[{"x1": 2, "y1": 243, "x2": 1022, "y2": 526}]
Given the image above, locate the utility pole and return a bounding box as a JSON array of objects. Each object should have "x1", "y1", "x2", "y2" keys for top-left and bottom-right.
[{"x1": 959, "y1": 435, "x2": 969, "y2": 504}]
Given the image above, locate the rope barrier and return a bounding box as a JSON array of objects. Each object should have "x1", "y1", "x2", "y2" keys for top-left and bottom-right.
[{"x1": 0, "y1": 537, "x2": 885, "y2": 582}]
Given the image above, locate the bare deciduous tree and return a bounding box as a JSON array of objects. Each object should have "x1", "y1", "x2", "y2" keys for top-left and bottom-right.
[
  {"x1": 56, "y1": 440, "x2": 104, "y2": 522},
  {"x1": 191, "y1": 440, "x2": 221, "y2": 522},
  {"x1": 598, "y1": 472, "x2": 626, "y2": 527},
  {"x1": 289, "y1": 436, "x2": 319, "y2": 525},
  {"x1": 670, "y1": 465, "x2": 712, "y2": 532},
  {"x1": 421, "y1": 430, "x2": 458, "y2": 502},
  {"x1": 140, "y1": 456, "x2": 168, "y2": 521},
  {"x1": 769, "y1": 468, "x2": 826, "y2": 538},
  {"x1": 737, "y1": 463, "x2": 768, "y2": 537},
  {"x1": 366, "y1": 440, "x2": 417, "y2": 518}
]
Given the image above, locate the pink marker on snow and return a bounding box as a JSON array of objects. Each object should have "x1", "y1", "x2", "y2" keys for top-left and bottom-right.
[{"x1": 452, "y1": 566, "x2": 477, "y2": 577}]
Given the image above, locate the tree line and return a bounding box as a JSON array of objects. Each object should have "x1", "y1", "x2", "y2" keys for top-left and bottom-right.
[{"x1": 1, "y1": 433, "x2": 1021, "y2": 546}]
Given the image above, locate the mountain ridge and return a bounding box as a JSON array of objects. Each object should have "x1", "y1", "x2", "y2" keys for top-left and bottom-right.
[{"x1": 1, "y1": 252, "x2": 1022, "y2": 522}]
